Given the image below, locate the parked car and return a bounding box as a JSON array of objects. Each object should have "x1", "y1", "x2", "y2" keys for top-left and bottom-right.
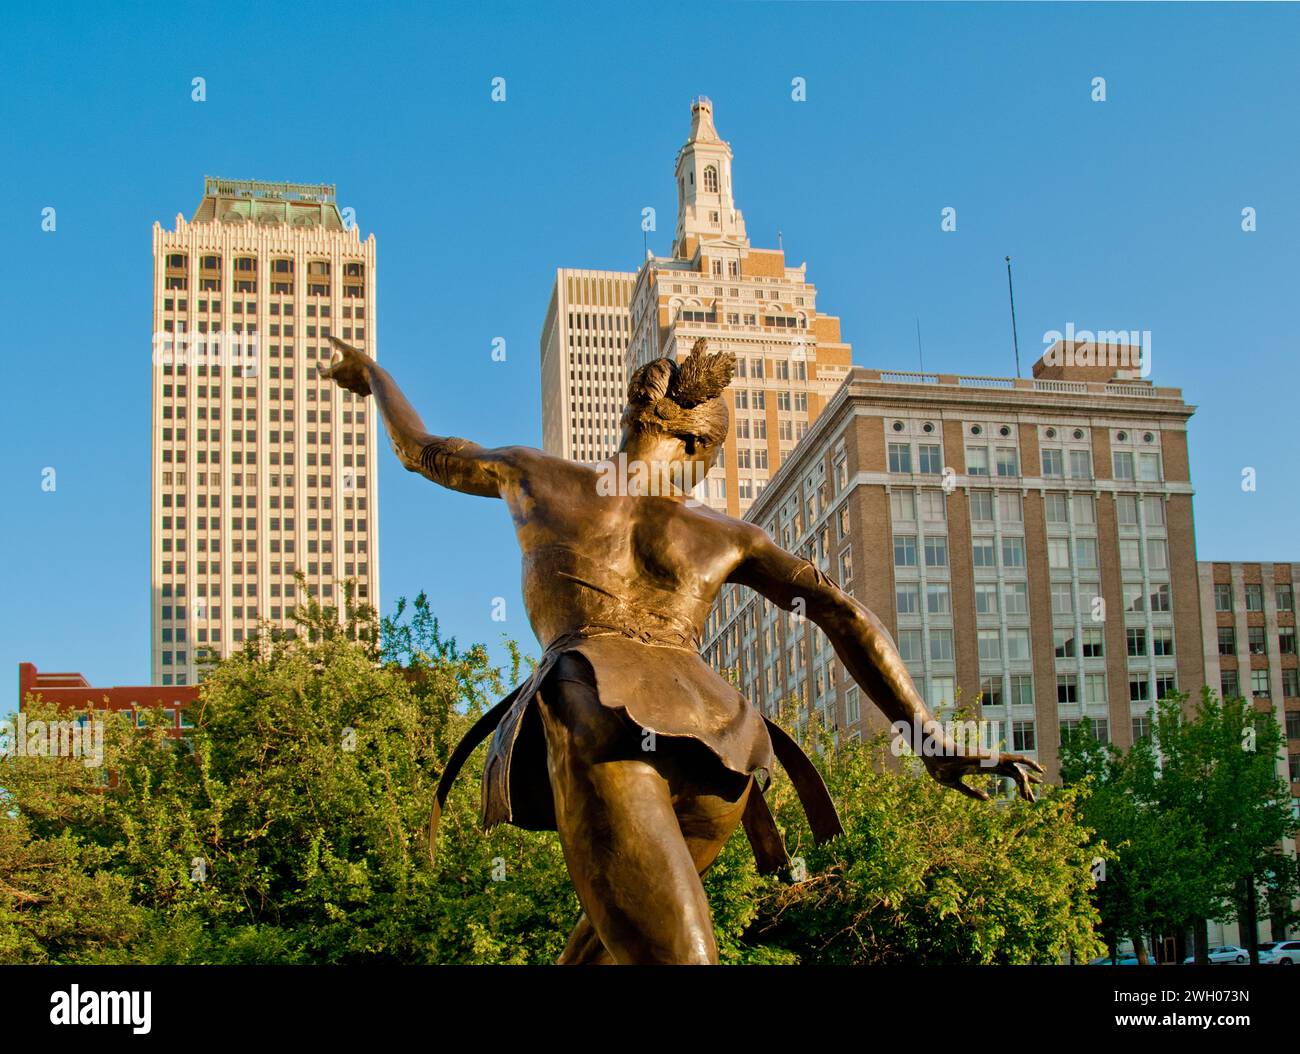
[
  {"x1": 1088, "y1": 953, "x2": 1143, "y2": 965},
  {"x1": 1256, "y1": 942, "x2": 1279, "y2": 963},
  {"x1": 1263, "y1": 940, "x2": 1300, "y2": 965},
  {"x1": 1182, "y1": 945, "x2": 1248, "y2": 964}
]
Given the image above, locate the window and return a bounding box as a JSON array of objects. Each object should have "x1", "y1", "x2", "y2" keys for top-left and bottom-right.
[
  {"x1": 1129, "y1": 679, "x2": 1151, "y2": 702},
  {"x1": 1282, "y1": 668, "x2": 1298, "y2": 698},
  {"x1": 1150, "y1": 583, "x2": 1172, "y2": 612},
  {"x1": 1042, "y1": 448, "x2": 1063, "y2": 477},
  {"x1": 1277, "y1": 584, "x2": 1295, "y2": 613},
  {"x1": 1132, "y1": 714, "x2": 1151, "y2": 741},
  {"x1": 703, "y1": 165, "x2": 718, "y2": 193},
  {"x1": 1084, "y1": 672, "x2": 1107, "y2": 705},
  {"x1": 838, "y1": 548, "x2": 853, "y2": 584},
  {"x1": 1044, "y1": 492, "x2": 1069, "y2": 524},
  {"x1": 980, "y1": 675, "x2": 1003, "y2": 707},
  {"x1": 1214, "y1": 583, "x2": 1233, "y2": 612},
  {"x1": 1146, "y1": 538, "x2": 1168, "y2": 571},
  {"x1": 1126, "y1": 628, "x2": 1147, "y2": 657},
  {"x1": 929, "y1": 678, "x2": 955, "y2": 710},
  {"x1": 998, "y1": 491, "x2": 1022, "y2": 523},
  {"x1": 1006, "y1": 629, "x2": 1031, "y2": 660},
  {"x1": 888, "y1": 443, "x2": 912, "y2": 473},
  {"x1": 1218, "y1": 626, "x2": 1236, "y2": 655},
  {"x1": 918, "y1": 444, "x2": 943, "y2": 474},
  {"x1": 995, "y1": 447, "x2": 1018, "y2": 476},
  {"x1": 893, "y1": 535, "x2": 917, "y2": 567},
  {"x1": 1076, "y1": 537, "x2": 1099, "y2": 569},
  {"x1": 1072, "y1": 494, "x2": 1095, "y2": 525},
  {"x1": 966, "y1": 446, "x2": 989, "y2": 476},
  {"x1": 1054, "y1": 631, "x2": 1076, "y2": 659},
  {"x1": 1048, "y1": 538, "x2": 1071, "y2": 570},
  {"x1": 846, "y1": 685, "x2": 861, "y2": 725},
  {"x1": 1004, "y1": 584, "x2": 1029, "y2": 616},
  {"x1": 897, "y1": 630, "x2": 923, "y2": 663},
  {"x1": 919, "y1": 490, "x2": 945, "y2": 522},
  {"x1": 926, "y1": 583, "x2": 950, "y2": 614},
  {"x1": 1069, "y1": 449, "x2": 1092, "y2": 479},
  {"x1": 1113, "y1": 451, "x2": 1135, "y2": 480},
  {"x1": 1221, "y1": 670, "x2": 1239, "y2": 699},
  {"x1": 978, "y1": 630, "x2": 1001, "y2": 662},
  {"x1": 1119, "y1": 539, "x2": 1142, "y2": 570},
  {"x1": 1010, "y1": 674, "x2": 1034, "y2": 706},
  {"x1": 1252, "y1": 669, "x2": 1271, "y2": 698},
  {"x1": 1280, "y1": 627, "x2": 1296, "y2": 655},
  {"x1": 896, "y1": 584, "x2": 920, "y2": 615},
  {"x1": 924, "y1": 536, "x2": 948, "y2": 568},
  {"x1": 1012, "y1": 720, "x2": 1036, "y2": 752},
  {"x1": 1152, "y1": 628, "x2": 1173, "y2": 657},
  {"x1": 1051, "y1": 583, "x2": 1074, "y2": 615},
  {"x1": 969, "y1": 490, "x2": 993, "y2": 521},
  {"x1": 975, "y1": 583, "x2": 999, "y2": 615},
  {"x1": 929, "y1": 631, "x2": 954, "y2": 661},
  {"x1": 1246, "y1": 584, "x2": 1265, "y2": 612},
  {"x1": 972, "y1": 539, "x2": 997, "y2": 568},
  {"x1": 1288, "y1": 711, "x2": 1300, "y2": 739},
  {"x1": 1144, "y1": 497, "x2": 1165, "y2": 527},
  {"x1": 890, "y1": 490, "x2": 915, "y2": 521},
  {"x1": 1156, "y1": 674, "x2": 1176, "y2": 700},
  {"x1": 1138, "y1": 452, "x2": 1162, "y2": 482},
  {"x1": 1001, "y1": 537, "x2": 1025, "y2": 568},
  {"x1": 1248, "y1": 626, "x2": 1267, "y2": 655},
  {"x1": 1057, "y1": 675, "x2": 1078, "y2": 704},
  {"x1": 1082, "y1": 627, "x2": 1105, "y2": 657},
  {"x1": 1117, "y1": 494, "x2": 1139, "y2": 525}
]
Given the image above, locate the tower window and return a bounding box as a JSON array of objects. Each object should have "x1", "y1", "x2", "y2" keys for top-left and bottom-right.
[{"x1": 704, "y1": 166, "x2": 719, "y2": 193}]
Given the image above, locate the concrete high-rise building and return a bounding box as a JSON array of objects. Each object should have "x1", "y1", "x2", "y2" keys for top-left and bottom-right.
[
  {"x1": 628, "y1": 97, "x2": 853, "y2": 517},
  {"x1": 540, "y1": 269, "x2": 636, "y2": 461},
  {"x1": 150, "y1": 178, "x2": 379, "y2": 685},
  {"x1": 702, "y1": 343, "x2": 1203, "y2": 781}
]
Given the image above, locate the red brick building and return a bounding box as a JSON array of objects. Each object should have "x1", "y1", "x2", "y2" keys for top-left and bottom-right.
[{"x1": 17, "y1": 662, "x2": 198, "y2": 735}]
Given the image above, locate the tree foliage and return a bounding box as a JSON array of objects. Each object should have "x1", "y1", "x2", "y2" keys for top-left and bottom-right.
[{"x1": 3, "y1": 595, "x2": 1102, "y2": 964}]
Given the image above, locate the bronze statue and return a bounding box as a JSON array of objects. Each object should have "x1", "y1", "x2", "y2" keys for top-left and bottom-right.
[{"x1": 322, "y1": 334, "x2": 1044, "y2": 965}]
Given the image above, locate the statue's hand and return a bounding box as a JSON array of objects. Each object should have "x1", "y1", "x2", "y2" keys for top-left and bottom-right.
[
  {"x1": 321, "y1": 336, "x2": 374, "y2": 397},
  {"x1": 925, "y1": 750, "x2": 1046, "y2": 803}
]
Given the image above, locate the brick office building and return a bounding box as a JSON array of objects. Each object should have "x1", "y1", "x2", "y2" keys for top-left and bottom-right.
[{"x1": 702, "y1": 343, "x2": 1202, "y2": 780}]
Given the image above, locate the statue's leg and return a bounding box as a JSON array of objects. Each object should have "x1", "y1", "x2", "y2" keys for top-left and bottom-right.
[{"x1": 539, "y1": 655, "x2": 743, "y2": 965}]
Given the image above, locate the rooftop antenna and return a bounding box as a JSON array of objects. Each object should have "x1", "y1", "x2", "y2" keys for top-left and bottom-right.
[
  {"x1": 777, "y1": 228, "x2": 783, "y2": 252},
  {"x1": 1005, "y1": 255, "x2": 1022, "y2": 379}
]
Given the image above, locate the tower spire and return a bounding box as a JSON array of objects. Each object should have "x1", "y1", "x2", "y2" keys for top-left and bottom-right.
[{"x1": 673, "y1": 98, "x2": 748, "y2": 258}]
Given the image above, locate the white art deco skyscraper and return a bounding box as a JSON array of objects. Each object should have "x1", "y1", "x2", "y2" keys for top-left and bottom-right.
[{"x1": 150, "y1": 178, "x2": 379, "y2": 685}]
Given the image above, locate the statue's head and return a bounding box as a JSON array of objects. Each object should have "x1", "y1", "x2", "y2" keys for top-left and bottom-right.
[{"x1": 617, "y1": 338, "x2": 735, "y2": 490}]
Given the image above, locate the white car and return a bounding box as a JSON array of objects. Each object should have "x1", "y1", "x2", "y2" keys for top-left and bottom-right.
[
  {"x1": 1261, "y1": 940, "x2": 1300, "y2": 965},
  {"x1": 1182, "y1": 945, "x2": 1248, "y2": 964}
]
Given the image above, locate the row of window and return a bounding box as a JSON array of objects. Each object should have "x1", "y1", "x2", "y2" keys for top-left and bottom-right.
[
  {"x1": 1217, "y1": 625, "x2": 1298, "y2": 655},
  {"x1": 1214, "y1": 582, "x2": 1295, "y2": 613},
  {"x1": 887, "y1": 440, "x2": 1164, "y2": 482},
  {"x1": 1221, "y1": 667, "x2": 1300, "y2": 699}
]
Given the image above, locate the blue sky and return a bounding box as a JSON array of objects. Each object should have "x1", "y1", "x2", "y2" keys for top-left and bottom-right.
[{"x1": 2, "y1": 2, "x2": 1297, "y2": 688}]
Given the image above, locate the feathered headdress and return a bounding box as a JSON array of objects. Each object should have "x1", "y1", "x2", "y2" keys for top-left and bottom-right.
[{"x1": 623, "y1": 338, "x2": 735, "y2": 448}]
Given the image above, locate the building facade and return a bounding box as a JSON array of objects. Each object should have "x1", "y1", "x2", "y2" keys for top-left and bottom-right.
[
  {"x1": 151, "y1": 178, "x2": 379, "y2": 686},
  {"x1": 1197, "y1": 561, "x2": 1300, "y2": 796},
  {"x1": 538, "y1": 100, "x2": 854, "y2": 513},
  {"x1": 540, "y1": 269, "x2": 637, "y2": 461},
  {"x1": 628, "y1": 97, "x2": 853, "y2": 517},
  {"x1": 703, "y1": 346, "x2": 1202, "y2": 779},
  {"x1": 19, "y1": 662, "x2": 197, "y2": 736}
]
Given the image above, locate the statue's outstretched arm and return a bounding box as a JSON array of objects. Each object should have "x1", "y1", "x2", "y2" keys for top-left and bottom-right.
[
  {"x1": 322, "y1": 336, "x2": 514, "y2": 498},
  {"x1": 728, "y1": 524, "x2": 1044, "y2": 802}
]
